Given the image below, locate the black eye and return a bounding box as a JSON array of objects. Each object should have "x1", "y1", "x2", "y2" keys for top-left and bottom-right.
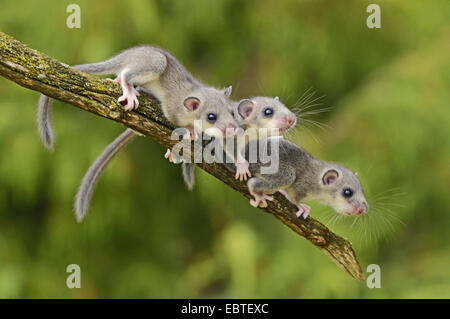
[
  {"x1": 342, "y1": 188, "x2": 354, "y2": 198},
  {"x1": 207, "y1": 113, "x2": 217, "y2": 123},
  {"x1": 263, "y1": 107, "x2": 274, "y2": 117}
]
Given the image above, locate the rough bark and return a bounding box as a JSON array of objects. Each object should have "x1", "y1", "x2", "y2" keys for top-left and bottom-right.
[{"x1": 0, "y1": 31, "x2": 365, "y2": 282}]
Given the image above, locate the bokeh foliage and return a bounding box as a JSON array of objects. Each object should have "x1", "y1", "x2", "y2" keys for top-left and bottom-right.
[{"x1": 0, "y1": 0, "x2": 448, "y2": 298}]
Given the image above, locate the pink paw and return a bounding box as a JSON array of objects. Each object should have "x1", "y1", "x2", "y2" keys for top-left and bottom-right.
[
  {"x1": 164, "y1": 149, "x2": 180, "y2": 164},
  {"x1": 118, "y1": 86, "x2": 140, "y2": 111},
  {"x1": 235, "y1": 161, "x2": 251, "y2": 181},
  {"x1": 249, "y1": 193, "x2": 274, "y2": 208},
  {"x1": 295, "y1": 203, "x2": 311, "y2": 219},
  {"x1": 107, "y1": 77, "x2": 120, "y2": 83}
]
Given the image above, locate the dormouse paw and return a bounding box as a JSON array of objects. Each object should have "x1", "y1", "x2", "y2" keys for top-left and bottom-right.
[
  {"x1": 249, "y1": 193, "x2": 274, "y2": 208},
  {"x1": 235, "y1": 161, "x2": 251, "y2": 181},
  {"x1": 118, "y1": 86, "x2": 140, "y2": 111},
  {"x1": 295, "y1": 203, "x2": 311, "y2": 219},
  {"x1": 164, "y1": 149, "x2": 180, "y2": 164},
  {"x1": 106, "y1": 77, "x2": 120, "y2": 83}
]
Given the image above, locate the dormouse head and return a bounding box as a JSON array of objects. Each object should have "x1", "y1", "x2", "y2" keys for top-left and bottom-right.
[
  {"x1": 318, "y1": 164, "x2": 369, "y2": 216},
  {"x1": 236, "y1": 96, "x2": 297, "y2": 135},
  {"x1": 183, "y1": 86, "x2": 237, "y2": 139}
]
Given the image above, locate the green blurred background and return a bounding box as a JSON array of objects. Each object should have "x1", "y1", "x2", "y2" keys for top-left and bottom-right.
[{"x1": 0, "y1": 0, "x2": 449, "y2": 298}]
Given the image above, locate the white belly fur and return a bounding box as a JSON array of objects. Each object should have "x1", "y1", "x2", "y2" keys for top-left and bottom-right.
[{"x1": 141, "y1": 80, "x2": 167, "y2": 105}]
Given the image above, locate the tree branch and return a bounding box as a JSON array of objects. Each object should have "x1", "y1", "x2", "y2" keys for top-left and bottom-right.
[{"x1": 0, "y1": 31, "x2": 365, "y2": 282}]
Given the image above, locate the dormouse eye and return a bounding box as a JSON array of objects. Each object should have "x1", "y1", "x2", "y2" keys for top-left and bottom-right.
[
  {"x1": 207, "y1": 113, "x2": 217, "y2": 123},
  {"x1": 342, "y1": 188, "x2": 354, "y2": 198},
  {"x1": 263, "y1": 107, "x2": 274, "y2": 117}
]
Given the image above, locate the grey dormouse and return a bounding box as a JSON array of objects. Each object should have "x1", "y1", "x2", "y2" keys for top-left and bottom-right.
[
  {"x1": 37, "y1": 45, "x2": 237, "y2": 150},
  {"x1": 62, "y1": 45, "x2": 240, "y2": 222},
  {"x1": 240, "y1": 137, "x2": 369, "y2": 218},
  {"x1": 180, "y1": 96, "x2": 297, "y2": 190},
  {"x1": 73, "y1": 94, "x2": 298, "y2": 221}
]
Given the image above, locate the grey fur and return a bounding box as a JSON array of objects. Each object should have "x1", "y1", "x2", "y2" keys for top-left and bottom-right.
[
  {"x1": 239, "y1": 138, "x2": 368, "y2": 216},
  {"x1": 247, "y1": 138, "x2": 318, "y2": 202},
  {"x1": 235, "y1": 96, "x2": 297, "y2": 131},
  {"x1": 37, "y1": 95, "x2": 54, "y2": 150},
  {"x1": 74, "y1": 129, "x2": 137, "y2": 223},
  {"x1": 180, "y1": 96, "x2": 297, "y2": 190},
  {"x1": 182, "y1": 163, "x2": 195, "y2": 191},
  {"x1": 68, "y1": 46, "x2": 238, "y2": 220},
  {"x1": 37, "y1": 45, "x2": 237, "y2": 150}
]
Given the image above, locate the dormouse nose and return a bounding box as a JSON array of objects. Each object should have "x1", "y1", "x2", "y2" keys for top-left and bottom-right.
[
  {"x1": 357, "y1": 202, "x2": 369, "y2": 215},
  {"x1": 284, "y1": 115, "x2": 296, "y2": 127},
  {"x1": 222, "y1": 124, "x2": 237, "y2": 136}
]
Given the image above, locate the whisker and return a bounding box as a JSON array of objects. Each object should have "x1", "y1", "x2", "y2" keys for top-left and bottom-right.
[
  {"x1": 296, "y1": 87, "x2": 314, "y2": 101},
  {"x1": 371, "y1": 193, "x2": 405, "y2": 201},
  {"x1": 301, "y1": 92, "x2": 323, "y2": 109},
  {"x1": 295, "y1": 123, "x2": 322, "y2": 144},
  {"x1": 292, "y1": 87, "x2": 314, "y2": 108},
  {"x1": 293, "y1": 101, "x2": 324, "y2": 114},
  {"x1": 296, "y1": 106, "x2": 334, "y2": 117},
  {"x1": 372, "y1": 206, "x2": 405, "y2": 226},
  {"x1": 290, "y1": 88, "x2": 325, "y2": 114},
  {"x1": 373, "y1": 202, "x2": 407, "y2": 209},
  {"x1": 350, "y1": 215, "x2": 360, "y2": 228},
  {"x1": 369, "y1": 187, "x2": 405, "y2": 200},
  {"x1": 299, "y1": 118, "x2": 331, "y2": 131},
  {"x1": 297, "y1": 88, "x2": 316, "y2": 106},
  {"x1": 293, "y1": 101, "x2": 323, "y2": 112}
]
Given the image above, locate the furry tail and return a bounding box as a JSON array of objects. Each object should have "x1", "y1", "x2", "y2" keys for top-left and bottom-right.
[
  {"x1": 72, "y1": 60, "x2": 121, "y2": 75},
  {"x1": 37, "y1": 95, "x2": 54, "y2": 151},
  {"x1": 74, "y1": 129, "x2": 137, "y2": 223},
  {"x1": 36, "y1": 61, "x2": 119, "y2": 150},
  {"x1": 182, "y1": 162, "x2": 195, "y2": 191}
]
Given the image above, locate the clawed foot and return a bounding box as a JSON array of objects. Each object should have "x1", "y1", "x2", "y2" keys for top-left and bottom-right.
[
  {"x1": 107, "y1": 77, "x2": 120, "y2": 83},
  {"x1": 249, "y1": 192, "x2": 274, "y2": 208},
  {"x1": 118, "y1": 86, "x2": 140, "y2": 111},
  {"x1": 164, "y1": 149, "x2": 181, "y2": 164},
  {"x1": 235, "y1": 161, "x2": 251, "y2": 181},
  {"x1": 295, "y1": 203, "x2": 311, "y2": 219}
]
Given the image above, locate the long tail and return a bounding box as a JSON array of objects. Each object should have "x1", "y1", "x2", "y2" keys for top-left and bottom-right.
[
  {"x1": 74, "y1": 129, "x2": 137, "y2": 223},
  {"x1": 37, "y1": 60, "x2": 122, "y2": 150},
  {"x1": 37, "y1": 95, "x2": 54, "y2": 150},
  {"x1": 182, "y1": 163, "x2": 195, "y2": 191},
  {"x1": 72, "y1": 60, "x2": 121, "y2": 75}
]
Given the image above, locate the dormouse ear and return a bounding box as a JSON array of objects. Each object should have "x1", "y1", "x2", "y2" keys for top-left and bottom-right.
[
  {"x1": 223, "y1": 86, "x2": 232, "y2": 98},
  {"x1": 184, "y1": 97, "x2": 200, "y2": 112},
  {"x1": 322, "y1": 169, "x2": 339, "y2": 186},
  {"x1": 275, "y1": 96, "x2": 279, "y2": 101},
  {"x1": 238, "y1": 99, "x2": 255, "y2": 119}
]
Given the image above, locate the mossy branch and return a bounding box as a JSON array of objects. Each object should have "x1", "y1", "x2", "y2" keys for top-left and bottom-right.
[{"x1": 0, "y1": 31, "x2": 365, "y2": 282}]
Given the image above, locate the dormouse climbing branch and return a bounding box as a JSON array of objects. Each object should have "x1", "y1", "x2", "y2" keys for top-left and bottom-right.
[{"x1": 0, "y1": 32, "x2": 364, "y2": 282}]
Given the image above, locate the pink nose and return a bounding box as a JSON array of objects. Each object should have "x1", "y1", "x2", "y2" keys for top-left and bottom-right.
[
  {"x1": 222, "y1": 125, "x2": 236, "y2": 136},
  {"x1": 356, "y1": 202, "x2": 369, "y2": 215},
  {"x1": 285, "y1": 116, "x2": 295, "y2": 127}
]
